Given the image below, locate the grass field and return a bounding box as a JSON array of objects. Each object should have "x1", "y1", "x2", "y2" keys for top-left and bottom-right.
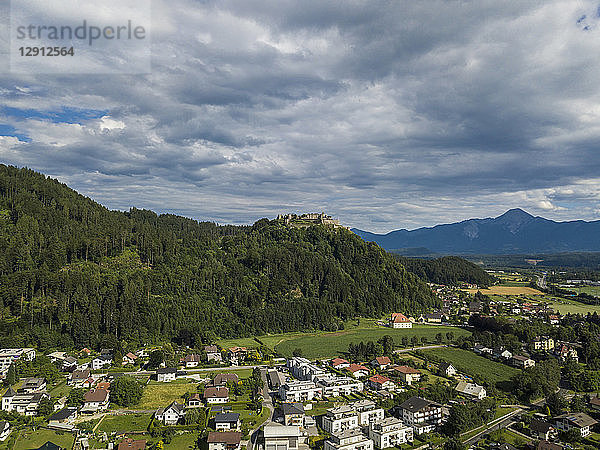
[
  {"x1": 465, "y1": 286, "x2": 543, "y2": 295},
  {"x1": 137, "y1": 380, "x2": 198, "y2": 409},
  {"x1": 272, "y1": 325, "x2": 471, "y2": 359},
  {"x1": 12, "y1": 429, "x2": 75, "y2": 450},
  {"x1": 570, "y1": 286, "x2": 600, "y2": 297},
  {"x1": 97, "y1": 413, "x2": 153, "y2": 433},
  {"x1": 421, "y1": 347, "x2": 519, "y2": 387},
  {"x1": 548, "y1": 297, "x2": 600, "y2": 315}
]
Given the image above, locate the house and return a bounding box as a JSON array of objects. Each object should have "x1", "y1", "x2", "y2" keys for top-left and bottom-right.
[
  {"x1": 91, "y1": 355, "x2": 112, "y2": 371},
  {"x1": 398, "y1": 396, "x2": 443, "y2": 434},
  {"x1": 281, "y1": 403, "x2": 305, "y2": 427},
  {"x1": 215, "y1": 412, "x2": 241, "y2": 431},
  {"x1": 263, "y1": 424, "x2": 305, "y2": 450},
  {"x1": 181, "y1": 354, "x2": 202, "y2": 368},
  {"x1": 287, "y1": 357, "x2": 326, "y2": 381},
  {"x1": 468, "y1": 301, "x2": 483, "y2": 313},
  {"x1": 370, "y1": 357, "x2": 391, "y2": 370},
  {"x1": 279, "y1": 381, "x2": 322, "y2": 402},
  {"x1": 205, "y1": 345, "x2": 222, "y2": 363},
  {"x1": 511, "y1": 355, "x2": 535, "y2": 369},
  {"x1": 188, "y1": 393, "x2": 203, "y2": 408},
  {"x1": 554, "y1": 344, "x2": 579, "y2": 363},
  {"x1": 533, "y1": 336, "x2": 555, "y2": 352},
  {"x1": 21, "y1": 377, "x2": 47, "y2": 393},
  {"x1": 204, "y1": 386, "x2": 229, "y2": 404},
  {"x1": 438, "y1": 362, "x2": 456, "y2": 377},
  {"x1": 122, "y1": 352, "x2": 138, "y2": 365},
  {"x1": 589, "y1": 396, "x2": 600, "y2": 411},
  {"x1": 0, "y1": 421, "x2": 10, "y2": 441},
  {"x1": 473, "y1": 344, "x2": 492, "y2": 355},
  {"x1": 394, "y1": 366, "x2": 421, "y2": 385},
  {"x1": 548, "y1": 315, "x2": 560, "y2": 325},
  {"x1": 0, "y1": 348, "x2": 35, "y2": 377},
  {"x1": 315, "y1": 375, "x2": 364, "y2": 397},
  {"x1": 228, "y1": 347, "x2": 247, "y2": 365},
  {"x1": 492, "y1": 348, "x2": 512, "y2": 360},
  {"x1": 155, "y1": 401, "x2": 185, "y2": 425},
  {"x1": 81, "y1": 388, "x2": 109, "y2": 413},
  {"x1": 208, "y1": 431, "x2": 242, "y2": 450},
  {"x1": 389, "y1": 313, "x2": 412, "y2": 329},
  {"x1": 331, "y1": 358, "x2": 350, "y2": 369},
  {"x1": 117, "y1": 438, "x2": 146, "y2": 450},
  {"x1": 368, "y1": 417, "x2": 413, "y2": 448},
  {"x1": 422, "y1": 312, "x2": 443, "y2": 323},
  {"x1": 48, "y1": 407, "x2": 78, "y2": 431},
  {"x1": 62, "y1": 356, "x2": 78, "y2": 371},
  {"x1": 530, "y1": 417, "x2": 557, "y2": 441},
  {"x1": 322, "y1": 406, "x2": 359, "y2": 433},
  {"x1": 352, "y1": 400, "x2": 385, "y2": 426},
  {"x1": 324, "y1": 428, "x2": 374, "y2": 450},
  {"x1": 213, "y1": 373, "x2": 239, "y2": 386},
  {"x1": 368, "y1": 375, "x2": 395, "y2": 391},
  {"x1": 1, "y1": 387, "x2": 49, "y2": 415},
  {"x1": 537, "y1": 441, "x2": 563, "y2": 450},
  {"x1": 35, "y1": 442, "x2": 63, "y2": 450},
  {"x1": 346, "y1": 364, "x2": 369, "y2": 378},
  {"x1": 455, "y1": 381, "x2": 486, "y2": 400},
  {"x1": 156, "y1": 367, "x2": 177, "y2": 382},
  {"x1": 268, "y1": 369, "x2": 287, "y2": 389},
  {"x1": 554, "y1": 412, "x2": 597, "y2": 437}
]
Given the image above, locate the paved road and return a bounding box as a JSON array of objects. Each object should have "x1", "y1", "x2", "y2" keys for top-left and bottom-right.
[
  {"x1": 121, "y1": 363, "x2": 280, "y2": 376},
  {"x1": 463, "y1": 408, "x2": 523, "y2": 446},
  {"x1": 394, "y1": 344, "x2": 447, "y2": 353},
  {"x1": 247, "y1": 368, "x2": 274, "y2": 450}
]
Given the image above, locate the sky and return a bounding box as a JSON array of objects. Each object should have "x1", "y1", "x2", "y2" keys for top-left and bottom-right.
[{"x1": 2, "y1": 0, "x2": 600, "y2": 233}]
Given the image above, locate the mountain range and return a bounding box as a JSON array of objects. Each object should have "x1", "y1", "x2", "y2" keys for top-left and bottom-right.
[{"x1": 352, "y1": 209, "x2": 600, "y2": 255}]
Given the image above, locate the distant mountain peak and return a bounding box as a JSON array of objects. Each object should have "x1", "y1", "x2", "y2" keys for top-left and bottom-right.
[
  {"x1": 495, "y1": 208, "x2": 534, "y2": 234},
  {"x1": 497, "y1": 208, "x2": 533, "y2": 220}
]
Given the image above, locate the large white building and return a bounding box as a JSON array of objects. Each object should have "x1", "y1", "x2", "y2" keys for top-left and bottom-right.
[
  {"x1": 287, "y1": 357, "x2": 326, "y2": 381},
  {"x1": 315, "y1": 375, "x2": 364, "y2": 397},
  {"x1": 389, "y1": 313, "x2": 412, "y2": 329},
  {"x1": 0, "y1": 348, "x2": 35, "y2": 377},
  {"x1": 263, "y1": 424, "x2": 307, "y2": 450},
  {"x1": 1, "y1": 387, "x2": 48, "y2": 416},
  {"x1": 367, "y1": 418, "x2": 413, "y2": 448},
  {"x1": 279, "y1": 381, "x2": 322, "y2": 402},
  {"x1": 352, "y1": 400, "x2": 385, "y2": 427},
  {"x1": 455, "y1": 381, "x2": 486, "y2": 400},
  {"x1": 322, "y1": 406, "x2": 359, "y2": 434},
  {"x1": 324, "y1": 429, "x2": 374, "y2": 450},
  {"x1": 398, "y1": 397, "x2": 443, "y2": 434}
]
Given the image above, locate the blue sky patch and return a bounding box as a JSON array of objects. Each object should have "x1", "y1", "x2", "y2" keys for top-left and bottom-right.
[
  {"x1": 1, "y1": 106, "x2": 107, "y2": 125},
  {"x1": 0, "y1": 124, "x2": 31, "y2": 142}
]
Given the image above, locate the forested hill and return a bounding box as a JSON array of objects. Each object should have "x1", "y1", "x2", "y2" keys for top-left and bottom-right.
[
  {"x1": 396, "y1": 256, "x2": 496, "y2": 287},
  {"x1": 0, "y1": 165, "x2": 438, "y2": 350}
]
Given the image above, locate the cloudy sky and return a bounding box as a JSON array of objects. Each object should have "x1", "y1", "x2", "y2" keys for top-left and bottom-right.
[{"x1": 2, "y1": 0, "x2": 600, "y2": 232}]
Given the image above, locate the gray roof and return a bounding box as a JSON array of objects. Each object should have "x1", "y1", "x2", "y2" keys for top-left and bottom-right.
[
  {"x1": 2, "y1": 387, "x2": 16, "y2": 398},
  {"x1": 555, "y1": 412, "x2": 597, "y2": 428},
  {"x1": 49, "y1": 407, "x2": 77, "y2": 421},
  {"x1": 281, "y1": 402, "x2": 304, "y2": 416},
  {"x1": 399, "y1": 396, "x2": 440, "y2": 412},
  {"x1": 156, "y1": 367, "x2": 177, "y2": 374},
  {"x1": 215, "y1": 412, "x2": 240, "y2": 423},
  {"x1": 530, "y1": 417, "x2": 553, "y2": 433}
]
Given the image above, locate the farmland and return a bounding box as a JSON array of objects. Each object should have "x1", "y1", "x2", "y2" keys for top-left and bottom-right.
[
  {"x1": 420, "y1": 347, "x2": 519, "y2": 387},
  {"x1": 465, "y1": 285, "x2": 543, "y2": 295}
]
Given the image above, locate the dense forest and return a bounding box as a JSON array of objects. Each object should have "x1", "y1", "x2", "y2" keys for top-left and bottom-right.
[
  {"x1": 396, "y1": 256, "x2": 495, "y2": 287},
  {"x1": 0, "y1": 165, "x2": 439, "y2": 350}
]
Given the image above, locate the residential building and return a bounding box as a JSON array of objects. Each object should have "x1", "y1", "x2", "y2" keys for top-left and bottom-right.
[
  {"x1": 347, "y1": 364, "x2": 369, "y2": 378},
  {"x1": 398, "y1": 397, "x2": 443, "y2": 434},
  {"x1": 0, "y1": 421, "x2": 10, "y2": 441},
  {"x1": 81, "y1": 388, "x2": 109, "y2": 413},
  {"x1": 554, "y1": 412, "x2": 597, "y2": 437},
  {"x1": 228, "y1": 347, "x2": 247, "y2": 365},
  {"x1": 122, "y1": 352, "x2": 138, "y2": 365},
  {"x1": 282, "y1": 403, "x2": 305, "y2": 427},
  {"x1": 511, "y1": 355, "x2": 535, "y2": 369},
  {"x1": 331, "y1": 358, "x2": 350, "y2": 369},
  {"x1": 322, "y1": 406, "x2": 359, "y2": 434},
  {"x1": 530, "y1": 417, "x2": 557, "y2": 441},
  {"x1": 589, "y1": 396, "x2": 600, "y2": 411},
  {"x1": 367, "y1": 417, "x2": 413, "y2": 448},
  {"x1": 215, "y1": 412, "x2": 241, "y2": 431},
  {"x1": 438, "y1": 363, "x2": 456, "y2": 377},
  {"x1": 91, "y1": 355, "x2": 112, "y2": 371},
  {"x1": 324, "y1": 428, "x2": 374, "y2": 450},
  {"x1": 213, "y1": 373, "x2": 239, "y2": 386},
  {"x1": 263, "y1": 424, "x2": 306, "y2": 450},
  {"x1": 155, "y1": 401, "x2": 185, "y2": 425},
  {"x1": 287, "y1": 357, "x2": 326, "y2": 381},
  {"x1": 205, "y1": 345, "x2": 222, "y2": 363},
  {"x1": 492, "y1": 348, "x2": 512, "y2": 360},
  {"x1": 389, "y1": 313, "x2": 412, "y2": 329},
  {"x1": 21, "y1": 378, "x2": 47, "y2": 393},
  {"x1": 0, "y1": 348, "x2": 35, "y2": 377},
  {"x1": 156, "y1": 367, "x2": 177, "y2": 382},
  {"x1": 370, "y1": 357, "x2": 391, "y2": 370},
  {"x1": 188, "y1": 393, "x2": 203, "y2": 408},
  {"x1": 48, "y1": 407, "x2": 78, "y2": 431},
  {"x1": 473, "y1": 344, "x2": 492, "y2": 355},
  {"x1": 61, "y1": 356, "x2": 78, "y2": 371},
  {"x1": 537, "y1": 441, "x2": 563, "y2": 450},
  {"x1": 69, "y1": 368, "x2": 91, "y2": 386},
  {"x1": 455, "y1": 381, "x2": 486, "y2": 400},
  {"x1": 208, "y1": 431, "x2": 242, "y2": 450},
  {"x1": 394, "y1": 366, "x2": 421, "y2": 385},
  {"x1": 352, "y1": 400, "x2": 385, "y2": 427},
  {"x1": 117, "y1": 438, "x2": 146, "y2": 450},
  {"x1": 533, "y1": 336, "x2": 555, "y2": 352},
  {"x1": 368, "y1": 375, "x2": 394, "y2": 391},
  {"x1": 315, "y1": 375, "x2": 364, "y2": 397},
  {"x1": 279, "y1": 381, "x2": 322, "y2": 402},
  {"x1": 182, "y1": 354, "x2": 202, "y2": 368},
  {"x1": 1, "y1": 387, "x2": 49, "y2": 415},
  {"x1": 204, "y1": 386, "x2": 229, "y2": 404},
  {"x1": 554, "y1": 344, "x2": 579, "y2": 363},
  {"x1": 268, "y1": 369, "x2": 287, "y2": 389}
]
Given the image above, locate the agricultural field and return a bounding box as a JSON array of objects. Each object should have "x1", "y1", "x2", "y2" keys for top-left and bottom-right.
[
  {"x1": 137, "y1": 380, "x2": 199, "y2": 409},
  {"x1": 465, "y1": 285, "x2": 543, "y2": 295},
  {"x1": 548, "y1": 297, "x2": 600, "y2": 315},
  {"x1": 570, "y1": 285, "x2": 600, "y2": 297},
  {"x1": 421, "y1": 347, "x2": 519, "y2": 387},
  {"x1": 97, "y1": 413, "x2": 153, "y2": 433},
  {"x1": 11, "y1": 429, "x2": 75, "y2": 450}
]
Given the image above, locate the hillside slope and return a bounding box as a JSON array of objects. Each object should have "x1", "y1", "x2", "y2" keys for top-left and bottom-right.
[
  {"x1": 353, "y1": 209, "x2": 600, "y2": 254},
  {"x1": 0, "y1": 165, "x2": 438, "y2": 349}
]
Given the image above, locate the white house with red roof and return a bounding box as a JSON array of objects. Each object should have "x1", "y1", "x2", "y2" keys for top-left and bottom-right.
[
  {"x1": 394, "y1": 366, "x2": 421, "y2": 385},
  {"x1": 370, "y1": 356, "x2": 391, "y2": 370},
  {"x1": 331, "y1": 358, "x2": 350, "y2": 369},
  {"x1": 389, "y1": 313, "x2": 412, "y2": 329},
  {"x1": 347, "y1": 364, "x2": 370, "y2": 378},
  {"x1": 368, "y1": 374, "x2": 395, "y2": 391}
]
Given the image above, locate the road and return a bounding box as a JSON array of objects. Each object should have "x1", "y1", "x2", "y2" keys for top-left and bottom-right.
[
  {"x1": 537, "y1": 272, "x2": 547, "y2": 289},
  {"x1": 246, "y1": 367, "x2": 274, "y2": 450},
  {"x1": 121, "y1": 363, "x2": 280, "y2": 376},
  {"x1": 393, "y1": 344, "x2": 447, "y2": 353},
  {"x1": 462, "y1": 407, "x2": 524, "y2": 446}
]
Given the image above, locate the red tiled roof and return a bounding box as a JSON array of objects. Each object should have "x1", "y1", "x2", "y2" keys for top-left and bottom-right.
[
  {"x1": 204, "y1": 386, "x2": 229, "y2": 398},
  {"x1": 207, "y1": 431, "x2": 242, "y2": 445},
  {"x1": 347, "y1": 364, "x2": 368, "y2": 373},
  {"x1": 331, "y1": 358, "x2": 349, "y2": 366},
  {"x1": 391, "y1": 313, "x2": 410, "y2": 323},
  {"x1": 84, "y1": 388, "x2": 109, "y2": 402},
  {"x1": 375, "y1": 356, "x2": 391, "y2": 365},
  {"x1": 369, "y1": 374, "x2": 391, "y2": 384},
  {"x1": 394, "y1": 365, "x2": 420, "y2": 374}
]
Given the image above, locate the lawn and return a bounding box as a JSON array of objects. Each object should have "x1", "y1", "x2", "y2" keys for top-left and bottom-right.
[
  {"x1": 201, "y1": 368, "x2": 254, "y2": 379},
  {"x1": 548, "y1": 297, "x2": 600, "y2": 314},
  {"x1": 163, "y1": 432, "x2": 199, "y2": 449},
  {"x1": 570, "y1": 286, "x2": 600, "y2": 297},
  {"x1": 465, "y1": 286, "x2": 543, "y2": 295},
  {"x1": 421, "y1": 347, "x2": 520, "y2": 387},
  {"x1": 137, "y1": 380, "x2": 199, "y2": 409},
  {"x1": 12, "y1": 428, "x2": 75, "y2": 450},
  {"x1": 97, "y1": 413, "x2": 153, "y2": 433},
  {"x1": 488, "y1": 428, "x2": 530, "y2": 447},
  {"x1": 49, "y1": 379, "x2": 71, "y2": 399},
  {"x1": 271, "y1": 325, "x2": 471, "y2": 359}
]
